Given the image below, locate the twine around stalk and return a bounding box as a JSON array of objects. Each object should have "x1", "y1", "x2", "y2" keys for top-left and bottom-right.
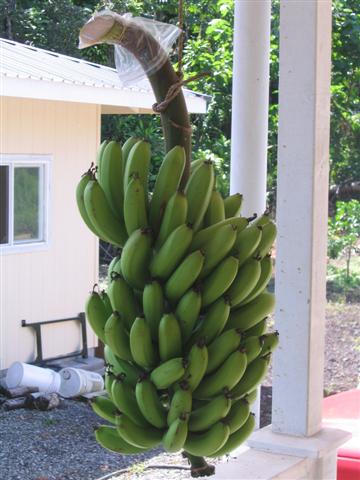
[{"x1": 152, "y1": 0, "x2": 211, "y2": 116}]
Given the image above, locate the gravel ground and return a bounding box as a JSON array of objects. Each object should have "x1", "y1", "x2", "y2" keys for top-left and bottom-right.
[
  {"x1": 1, "y1": 302, "x2": 358, "y2": 480},
  {"x1": 0, "y1": 400, "x2": 162, "y2": 480}
]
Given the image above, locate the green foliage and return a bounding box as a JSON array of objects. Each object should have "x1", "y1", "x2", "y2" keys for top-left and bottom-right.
[
  {"x1": 330, "y1": 0, "x2": 360, "y2": 186},
  {"x1": 328, "y1": 200, "x2": 360, "y2": 279},
  {"x1": 13, "y1": 167, "x2": 40, "y2": 240}
]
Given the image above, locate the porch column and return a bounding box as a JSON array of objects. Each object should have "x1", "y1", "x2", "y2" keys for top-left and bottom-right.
[
  {"x1": 272, "y1": 0, "x2": 332, "y2": 436},
  {"x1": 229, "y1": 0, "x2": 271, "y2": 217}
]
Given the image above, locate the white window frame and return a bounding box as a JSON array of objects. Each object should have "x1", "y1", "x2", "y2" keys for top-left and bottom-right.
[{"x1": 0, "y1": 154, "x2": 51, "y2": 254}]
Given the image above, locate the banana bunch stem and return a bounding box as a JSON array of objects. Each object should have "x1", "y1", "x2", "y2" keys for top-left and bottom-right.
[
  {"x1": 183, "y1": 452, "x2": 215, "y2": 478},
  {"x1": 85, "y1": 14, "x2": 192, "y2": 187}
]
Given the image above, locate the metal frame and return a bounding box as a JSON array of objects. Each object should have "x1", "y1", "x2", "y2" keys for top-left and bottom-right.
[{"x1": 21, "y1": 313, "x2": 88, "y2": 365}]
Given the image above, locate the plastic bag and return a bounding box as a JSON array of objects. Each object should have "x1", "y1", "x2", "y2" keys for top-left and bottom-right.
[{"x1": 79, "y1": 9, "x2": 181, "y2": 86}]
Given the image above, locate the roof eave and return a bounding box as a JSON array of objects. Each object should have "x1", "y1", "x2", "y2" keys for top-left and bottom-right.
[{"x1": 1, "y1": 76, "x2": 208, "y2": 114}]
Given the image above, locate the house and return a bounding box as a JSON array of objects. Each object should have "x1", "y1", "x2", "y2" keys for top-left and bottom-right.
[{"x1": 0, "y1": 38, "x2": 208, "y2": 371}]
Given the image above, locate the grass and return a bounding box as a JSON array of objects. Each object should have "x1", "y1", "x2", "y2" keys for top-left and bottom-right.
[{"x1": 327, "y1": 252, "x2": 360, "y2": 303}]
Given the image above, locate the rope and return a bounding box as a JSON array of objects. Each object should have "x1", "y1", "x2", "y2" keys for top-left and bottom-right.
[
  {"x1": 152, "y1": 71, "x2": 210, "y2": 114},
  {"x1": 151, "y1": 0, "x2": 211, "y2": 115},
  {"x1": 177, "y1": 0, "x2": 184, "y2": 76}
]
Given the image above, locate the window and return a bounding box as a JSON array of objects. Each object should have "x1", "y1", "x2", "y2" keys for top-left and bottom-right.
[{"x1": 0, "y1": 155, "x2": 50, "y2": 252}]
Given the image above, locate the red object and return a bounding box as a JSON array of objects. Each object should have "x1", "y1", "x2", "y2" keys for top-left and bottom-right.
[{"x1": 323, "y1": 389, "x2": 360, "y2": 480}]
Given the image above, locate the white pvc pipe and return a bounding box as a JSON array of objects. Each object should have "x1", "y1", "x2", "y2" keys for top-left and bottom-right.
[
  {"x1": 230, "y1": 0, "x2": 271, "y2": 429},
  {"x1": 230, "y1": 0, "x2": 271, "y2": 218}
]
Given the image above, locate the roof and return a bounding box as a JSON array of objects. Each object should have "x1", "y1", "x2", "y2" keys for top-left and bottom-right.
[{"x1": 0, "y1": 38, "x2": 209, "y2": 114}]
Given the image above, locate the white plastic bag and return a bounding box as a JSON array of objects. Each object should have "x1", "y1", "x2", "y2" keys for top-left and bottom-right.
[{"x1": 79, "y1": 9, "x2": 181, "y2": 86}]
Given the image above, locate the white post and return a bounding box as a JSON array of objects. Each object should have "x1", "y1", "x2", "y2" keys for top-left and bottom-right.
[
  {"x1": 230, "y1": 0, "x2": 271, "y2": 217},
  {"x1": 272, "y1": 0, "x2": 332, "y2": 436},
  {"x1": 230, "y1": 0, "x2": 271, "y2": 429}
]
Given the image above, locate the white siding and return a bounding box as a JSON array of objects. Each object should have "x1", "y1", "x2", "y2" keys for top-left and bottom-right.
[{"x1": 0, "y1": 97, "x2": 100, "y2": 369}]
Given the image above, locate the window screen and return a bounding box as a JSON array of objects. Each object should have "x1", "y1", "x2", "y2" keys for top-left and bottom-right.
[{"x1": 0, "y1": 165, "x2": 9, "y2": 244}]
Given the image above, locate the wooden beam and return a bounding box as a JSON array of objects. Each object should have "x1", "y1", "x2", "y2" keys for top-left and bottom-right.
[{"x1": 272, "y1": 0, "x2": 332, "y2": 436}]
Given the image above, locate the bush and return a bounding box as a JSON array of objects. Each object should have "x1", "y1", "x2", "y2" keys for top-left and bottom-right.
[{"x1": 328, "y1": 199, "x2": 360, "y2": 281}]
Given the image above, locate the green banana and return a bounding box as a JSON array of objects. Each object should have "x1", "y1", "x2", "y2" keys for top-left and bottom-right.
[
  {"x1": 104, "y1": 346, "x2": 141, "y2": 387},
  {"x1": 201, "y1": 256, "x2": 239, "y2": 308},
  {"x1": 122, "y1": 137, "x2": 140, "y2": 175},
  {"x1": 121, "y1": 228, "x2": 152, "y2": 290},
  {"x1": 95, "y1": 425, "x2": 146, "y2": 454},
  {"x1": 231, "y1": 225, "x2": 262, "y2": 266},
  {"x1": 199, "y1": 223, "x2": 237, "y2": 278},
  {"x1": 95, "y1": 139, "x2": 108, "y2": 178},
  {"x1": 231, "y1": 355, "x2": 271, "y2": 400},
  {"x1": 210, "y1": 413, "x2": 255, "y2": 457},
  {"x1": 85, "y1": 287, "x2": 108, "y2": 343},
  {"x1": 111, "y1": 377, "x2": 149, "y2": 427},
  {"x1": 260, "y1": 331, "x2": 279, "y2": 356},
  {"x1": 135, "y1": 377, "x2": 167, "y2": 428},
  {"x1": 76, "y1": 171, "x2": 110, "y2": 241},
  {"x1": 129, "y1": 317, "x2": 158, "y2": 369},
  {"x1": 164, "y1": 250, "x2": 205, "y2": 303},
  {"x1": 226, "y1": 292, "x2": 275, "y2": 332},
  {"x1": 204, "y1": 190, "x2": 225, "y2": 226},
  {"x1": 91, "y1": 395, "x2": 117, "y2": 424},
  {"x1": 194, "y1": 349, "x2": 247, "y2": 399},
  {"x1": 107, "y1": 254, "x2": 121, "y2": 282},
  {"x1": 101, "y1": 290, "x2": 113, "y2": 318},
  {"x1": 190, "y1": 217, "x2": 249, "y2": 252},
  {"x1": 143, "y1": 280, "x2": 164, "y2": 341},
  {"x1": 150, "y1": 357, "x2": 185, "y2": 390},
  {"x1": 98, "y1": 141, "x2": 124, "y2": 218},
  {"x1": 185, "y1": 340, "x2": 208, "y2": 391},
  {"x1": 190, "y1": 297, "x2": 230, "y2": 345},
  {"x1": 158, "y1": 313, "x2": 182, "y2": 361},
  {"x1": 224, "y1": 398, "x2": 250, "y2": 434},
  {"x1": 189, "y1": 393, "x2": 231, "y2": 432},
  {"x1": 244, "y1": 318, "x2": 267, "y2": 337},
  {"x1": 256, "y1": 221, "x2": 277, "y2": 258},
  {"x1": 185, "y1": 160, "x2": 214, "y2": 231},
  {"x1": 252, "y1": 211, "x2": 271, "y2": 227},
  {"x1": 150, "y1": 224, "x2": 193, "y2": 280},
  {"x1": 167, "y1": 381, "x2": 192, "y2": 425},
  {"x1": 116, "y1": 414, "x2": 162, "y2": 449},
  {"x1": 107, "y1": 274, "x2": 139, "y2": 330},
  {"x1": 244, "y1": 389, "x2": 258, "y2": 405},
  {"x1": 104, "y1": 312, "x2": 132, "y2": 361},
  {"x1": 241, "y1": 336, "x2": 264, "y2": 364},
  {"x1": 175, "y1": 288, "x2": 202, "y2": 343},
  {"x1": 155, "y1": 190, "x2": 188, "y2": 250},
  {"x1": 84, "y1": 179, "x2": 127, "y2": 247},
  {"x1": 240, "y1": 254, "x2": 273, "y2": 306},
  {"x1": 227, "y1": 257, "x2": 262, "y2": 308},
  {"x1": 123, "y1": 174, "x2": 148, "y2": 236},
  {"x1": 149, "y1": 146, "x2": 186, "y2": 234},
  {"x1": 206, "y1": 328, "x2": 242, "y2": 374},
  {"x1": 224, "y1": 193, "x2": 243, "y2": 218},
  {"x1": 123, "y1": 139, "x2": 151, "y2": 196},
  {"x1": 184, "y1": 421, "x2": 230, "y2": 457},
  {"x1": 104, "y1": 370, "x2": 115, "y2": 400},
  {"x1": 190, "y1": 158, "x2": 203, "y2": 174},
  {"x1": 163, "y1": 415, "x2": 189, "y2": 453}
]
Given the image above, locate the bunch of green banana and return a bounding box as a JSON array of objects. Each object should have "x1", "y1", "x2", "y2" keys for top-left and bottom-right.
[{"x1": 78, "y1": 139, "x2": 278, "y2": 464}]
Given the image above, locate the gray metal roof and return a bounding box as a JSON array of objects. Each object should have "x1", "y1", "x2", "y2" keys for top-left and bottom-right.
[{"x1": 0, "y1": 38, "x2": 209, "y2": 114}]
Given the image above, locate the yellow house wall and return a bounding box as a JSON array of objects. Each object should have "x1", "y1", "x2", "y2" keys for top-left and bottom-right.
[{"x1": 0, "y1": 97, "x2": 100, "y2": 369}]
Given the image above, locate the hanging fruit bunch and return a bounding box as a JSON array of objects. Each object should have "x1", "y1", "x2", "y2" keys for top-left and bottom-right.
[{"x1": 77, "y1": 11, "x2": 278, "y2": 478}]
